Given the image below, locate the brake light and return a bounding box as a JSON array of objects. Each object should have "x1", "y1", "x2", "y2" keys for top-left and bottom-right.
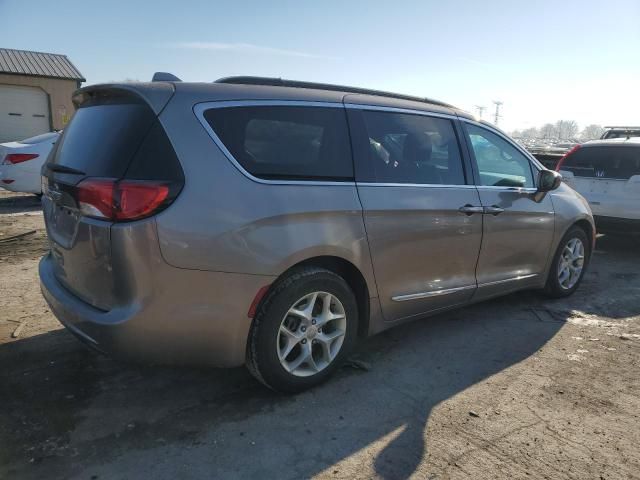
[
  {"x1": 76, "y1": 178, "x2": 170, "y2": 221},
  {"x1": 555, "y1": 145, "x2": 581, "y2": 171},
  {"x1": 5, "y1": 153, "x2": 39, "y2": 164}
]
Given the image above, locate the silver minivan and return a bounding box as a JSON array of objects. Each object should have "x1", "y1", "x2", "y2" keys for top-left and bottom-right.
[{"x1": 39, "y1": 76, "x2": 595, "y2": 392}]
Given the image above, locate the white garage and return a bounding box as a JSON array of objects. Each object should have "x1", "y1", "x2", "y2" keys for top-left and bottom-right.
[
  {"x1": 0, "y1": 85, "x2": 51, "y2": 143},
  {"x1": 0, "y1": 48, "x2": 85, "y2": 143}
]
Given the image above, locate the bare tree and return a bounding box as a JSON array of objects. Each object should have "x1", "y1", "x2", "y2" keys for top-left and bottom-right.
[
  {"x1": 539, "y1": 123, "x2": 556, "y2": 140},
  {"x1": 580, "y1": 124, "x2": 605, "y2": 141},
  {"x1": 554, "y1": 120, "x2": 579, "y2": 140},
  {"x1": 521, "y1": 127, "x2": 539, "y2": 139}
]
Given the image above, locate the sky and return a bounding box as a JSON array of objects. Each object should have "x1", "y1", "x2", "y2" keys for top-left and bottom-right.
[{"x1": 1, "y1": 0, "x2": 638, "y2": 132}]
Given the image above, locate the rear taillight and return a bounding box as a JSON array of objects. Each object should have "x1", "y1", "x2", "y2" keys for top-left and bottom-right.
[
  {"x1": 555, "y1": 145, "x2": 581, "y2": 171},
  {"x1": 76, "y1": 178, "x2": 170, "y2": 221},
  {"x1": 5, "y1": 153, "x2": 39, "y2": 164}
]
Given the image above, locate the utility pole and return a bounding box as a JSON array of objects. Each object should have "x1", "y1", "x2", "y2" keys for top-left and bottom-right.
[
  {"x1": 493, "y1": 101, "x2": 503, "y2": 126},
  {"x1": 474, "y1": 105, "x2": 486, "y2": 119}
]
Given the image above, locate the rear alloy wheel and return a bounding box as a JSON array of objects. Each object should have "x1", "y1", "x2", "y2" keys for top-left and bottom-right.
[
  {"x1": 544, "y1": 226, "x2": 590, "y2": 297},
  {"x1": 278, "y1": 292, "x2": 347, "y2": 377},
  {"x1": 246, "y1": 267, "x2": 358, "y2": 393}
]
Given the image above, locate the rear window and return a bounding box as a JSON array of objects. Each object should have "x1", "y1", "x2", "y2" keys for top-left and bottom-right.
[
  {"x1": 50, "y1": 102, "x2": 156, "y2": 178},
  {"x1": 603, "y1": 130, "x2": 640, "y2": 139},
  {"x1": 203, "y1": 106, "x2": 353, "y2": 181},
  {"x1": 562, "y1": 146, "x2": 640, "y2": 179}
]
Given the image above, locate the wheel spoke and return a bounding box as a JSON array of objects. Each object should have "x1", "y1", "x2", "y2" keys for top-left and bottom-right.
[
  {"x1": 278, "y1": 325, "x2": 303, "y2": 360},
  {"x1": 288, "y1": 292, "x2": 318, "y2": 322},
  {"x1": 287, "y1": 343, "x2": 312, "y2": 372},
  {"x1": 316, "y1": 293, "x2": 345, "y2": 327}
]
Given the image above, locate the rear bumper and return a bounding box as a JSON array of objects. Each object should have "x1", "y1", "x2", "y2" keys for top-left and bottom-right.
[
  {"x1": 594, "y1": 215, "x2": 640, "y2": 234},
  {"x1": 39, "y1": 253, "x2": 275, "y2": 367}
]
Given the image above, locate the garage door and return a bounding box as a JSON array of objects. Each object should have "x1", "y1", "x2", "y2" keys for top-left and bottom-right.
[{"x1": 0, "y1": 85, "x2": 50, "y2": 143}]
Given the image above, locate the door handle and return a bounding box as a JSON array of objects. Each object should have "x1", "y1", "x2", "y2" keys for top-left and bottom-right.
[
  {"x1": 458, "y1": 204, "x2": 484, "y2": 215},
  {"x1": 484, "y1": 205, "x2": 505, "y2": 215}
]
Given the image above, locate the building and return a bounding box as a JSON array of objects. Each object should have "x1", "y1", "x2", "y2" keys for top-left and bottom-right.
[{"x1": 0, "y1": 48, "x2": 85, "y2": 143}]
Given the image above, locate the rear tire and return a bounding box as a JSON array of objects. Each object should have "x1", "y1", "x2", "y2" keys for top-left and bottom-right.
[
  {"x1": 544, "y1": 226, "x2": 590, "y2": 298},
  {"x1": 246, "y1": 267, "x2": 358, "y2": 393}
]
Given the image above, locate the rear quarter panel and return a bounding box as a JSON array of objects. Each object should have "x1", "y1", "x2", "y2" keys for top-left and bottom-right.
[{"x1": 152, "y1": 91, "x2": 378, "y2": 297}]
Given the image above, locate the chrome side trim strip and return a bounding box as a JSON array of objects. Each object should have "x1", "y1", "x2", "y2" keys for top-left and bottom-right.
[
  {"x1": 193, "y1": 101, "x2": 355, "y2": 186},
  {"x1": 477, "y1": 273, "x2": 539, "y2": 288},
  {"x1": 391, "y1": 273, "x2": 539, "y2": 302},
  {"x1": 476, "y1": 186, "x2": 538, "y2": 193},
  {"x1": 392, "y1": 284, "x2": 476, "y2": 302},
  {"x1": 357, "y1": 182, "x2": 477, "y2": 189}
]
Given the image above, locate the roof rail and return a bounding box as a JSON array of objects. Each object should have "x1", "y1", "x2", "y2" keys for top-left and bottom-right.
[
  {"x1": 215, "y1": 76, "x2": 454, "y2": 108},
  {"x1": 152, "y1": 72, "x2": 182, "y2": 82},
  {"x1": 604, "y1": 126, "x2": 640, "y2": 129}
]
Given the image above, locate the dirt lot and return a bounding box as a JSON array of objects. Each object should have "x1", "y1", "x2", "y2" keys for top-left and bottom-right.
[{"x1": 0, "y1": 189, "x2": 639, "y2": 480}]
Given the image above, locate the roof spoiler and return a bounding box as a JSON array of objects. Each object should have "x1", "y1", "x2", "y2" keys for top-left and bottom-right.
[{"x1": 152, "y1": 72, "x2": 182, "y2": 82}]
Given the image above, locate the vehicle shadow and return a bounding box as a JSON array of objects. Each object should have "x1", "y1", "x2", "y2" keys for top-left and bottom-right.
[
  {"x1": 0, "y1": 191, "x2": 42, "y2": 214},
  {"x1": 1, "y1": 234, "x2": 637, "y2": 479},
  {"x1": 1, "y1": 294, "x2": 564, "y2": 480}
]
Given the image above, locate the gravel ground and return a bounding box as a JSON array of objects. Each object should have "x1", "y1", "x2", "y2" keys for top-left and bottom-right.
[{"x1": 1, "y1": 190, "x2": 639, "y2": 480}]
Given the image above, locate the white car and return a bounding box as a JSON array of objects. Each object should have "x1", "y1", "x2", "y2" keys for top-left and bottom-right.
[
  {"x1": 0, "y1": 132, "x2": 60, "y2": 194},
  {"x1": 557, "y1": 137, "x2": 640, "y2": 234}
]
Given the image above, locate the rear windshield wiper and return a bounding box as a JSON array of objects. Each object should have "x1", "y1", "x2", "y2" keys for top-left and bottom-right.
[{"x1": 47, "y1": 164, "x2": 86, "y2": 175}]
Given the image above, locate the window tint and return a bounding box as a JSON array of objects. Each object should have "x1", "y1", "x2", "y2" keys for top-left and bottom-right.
[
  {"x1": 358, "y1": 110, "x2": 465, "y2": 184},
  {"x1": 562, "y1": 146, "x2": 640, "y2": 179},
  {"x1": 204, "y1": 106, "x2": 353, "y2": 181},
  {"x1": 51, "y1": 103, "x2": 156, "y2": 178},
  {"x1": 466, "y1": 124, "x2": 534, "y2": 188}
]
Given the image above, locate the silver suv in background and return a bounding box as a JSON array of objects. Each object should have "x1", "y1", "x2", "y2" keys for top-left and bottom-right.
[
  {"x1": 40, "y1": 76, "x2": 595, "y2": 392},
  {"x1": 601, "y1": 126, "x2": 640, "y2": 140}
]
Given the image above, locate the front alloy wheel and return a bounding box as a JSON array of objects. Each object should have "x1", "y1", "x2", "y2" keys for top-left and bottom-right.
[
  {"x1": 557, "y1": 237, "x2": 585, "y2": 290},
  {"x1": 544, "y1": 226, "x2": 590, "y2": 298}
]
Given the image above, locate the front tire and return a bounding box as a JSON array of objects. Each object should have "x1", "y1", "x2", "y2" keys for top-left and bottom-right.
[
  {"x1": 246, "y1": 267, "x2": 358, "y2": 393},
  {"x1": 544, "y1": 226, "x2": 590, "y2": 298}
]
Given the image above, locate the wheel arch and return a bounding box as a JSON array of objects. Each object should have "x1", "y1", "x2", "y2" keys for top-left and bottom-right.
[{"x1": 265, "y1": 255, "x2": 371, "y2": 339}]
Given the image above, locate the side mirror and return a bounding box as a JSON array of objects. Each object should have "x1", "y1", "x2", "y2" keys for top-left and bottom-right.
[{"x1": 537, "y1": 169, "x2": 562, "y2": 192}]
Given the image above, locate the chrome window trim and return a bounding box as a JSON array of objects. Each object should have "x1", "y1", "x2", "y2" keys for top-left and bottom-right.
[
  {"x1": 392, "y1": 273, "x2": 539, "y2": 302},
  {"x1": 193, "y1": 100, "x2": 356, "y2": 187},
  {"x1": 343, "y1": 103, "x2": 457, "y2": 120}
]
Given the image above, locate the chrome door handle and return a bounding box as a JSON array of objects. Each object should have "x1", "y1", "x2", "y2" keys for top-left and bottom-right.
[
  {"x1": 458, "y1": 204, "x2": 484, "y2": 215},
  {"x1": 484, "y1": 206, "x2": 505, "y2": 215}
]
